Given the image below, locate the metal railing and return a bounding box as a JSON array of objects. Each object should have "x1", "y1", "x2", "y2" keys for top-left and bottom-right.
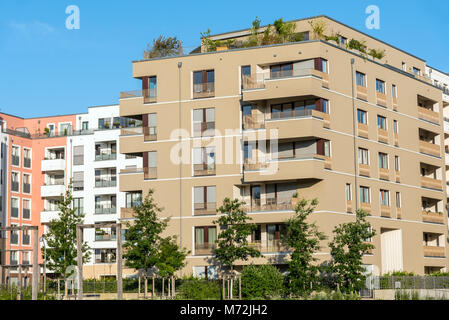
[
  {"x1": 374, "y1": 276, "x2": 449, "y2": 290},
  {"x1": 11, "y1": 182, "x2": 19, "y2": 192},
  {"x1": 95, "y1": 207, "x2": 117, "y2": 215},
  {"x1": 22, "y1": 235, "x2": 30, "y2": 245},
  {"x1": 193, "y1": 163, "x2": 216, "y2": 176},
  {"x1": 95, "y1": 153, "x2": 117, "y2": 161},
  {"x1": 194, "y1": 202, "x2": 217, "y2": 215},
  {"x1": 95, "y1": 233, "x2": 117, "y2": 241},
  {"x1": 193, "y1": 82, "x2": 215, "y2": 99},
  {"x1": 242, "y1": 68, "x2": 323, "y2": 90},
  {"x1": 244, "y1": 198, "x2": 294, "y2": 212},
  {"x1": 94, "y1": 179, "x2": 117, "y2": 188},
  {"x1": 119, "y1": 89, "x2": 157, "y2": 103}
]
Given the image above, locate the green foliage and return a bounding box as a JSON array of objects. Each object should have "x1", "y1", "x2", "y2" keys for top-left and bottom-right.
[
  {"x1": 213, "y1": 198, "x2": 261, "y2": 271},
  {"x1": 283, "y1": 198, "x2": 327, "y2": 297},
  {"x1": 176, "y1": 278, "x2": 222, "y2": 300},
  {"x1": 368, "y1": 48, "x2": 386, "y2": 60},
  {"x1": 144, "y1": 35, "x2": 181, "y2": 59},
  {"x1": 328, "y1": 209, "x2": 376, "y2": 293},
  {"x1": 240, "y1": 264, "x2": 285, "y2": 299},
  {"x1": 156, "y1": 236, "x2": 189, "y2": 278},
  {"x1": 384, "y1": 271, "x2": 415, "y2": 277},
  {"x1": 308, "y1": 19, "x2": 327, "y2": 39},
  {"x1": 348, "y1": 39, "x2": 368, "y2": 56},
  {"x1": 43, "y1": 182, "x2": 90, "y2": 278},
  {"x1": 310, "y1": 290, "x2": 360, "y2": 300},
  {"x1": 0, "y1": 285, "x2": 55, "y2": 300},
  {"x1": 429, "y1": 272, "x2": 449, "y2": 277}
]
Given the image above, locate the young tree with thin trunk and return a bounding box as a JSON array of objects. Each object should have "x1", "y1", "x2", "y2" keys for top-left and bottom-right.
[
  {"x1": 43, "y1": 182, "x2": 90, "y2": 298},
  {"x1": 282, "y1": 198, "x2": 327, "y2": 298},
  {"x1": 213, "y1": 198, "x2": 261, "y2": 299},
  {"x1": 328, "y1": 209, "x2": 376, "y2": 293}
]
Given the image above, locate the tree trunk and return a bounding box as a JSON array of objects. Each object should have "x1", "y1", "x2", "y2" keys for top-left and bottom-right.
[
  {"x1": 57, "y1": 278, "x2": 60, "y2": 300},
  {"x1": 64, "y1": 278, "x2": 68, "y2": 300},
  {"x1": 152, "y1": 275, "x2": 155, "y2": 300},
  {"x1": 171, "y1": 276, "x2": 175, "y2": 299},
  {"x1": 138, "y1": 275, "x2": 141, "y2": 299},
  {"x1": 162, "y1": 278, "x2": 165, "y2": 299},
  {"x1": 222, "y1": 277, "x2": 225, "y2": 300}
]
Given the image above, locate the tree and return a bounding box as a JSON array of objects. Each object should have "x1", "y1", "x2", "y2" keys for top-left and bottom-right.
[
  {"x1": 328, "y1": 209, "x2": 376, "y2": 293},
  {"x1": 123, "y1": 189, "x2": 188, "y2": 298},
  {"x1": 156, "y1": 236, "x2": 189, "y2": 298},
  {"x1": 213, "y1": 198, "x2": 261, "y2": 298},
  {"x1": 43, "y1": 182, "x2": 90, "y2": 297},
  {"x1": 282, "y1": 198, "x2": 327, "y2": 298},
  {"x1": 144, "y1": 36, "x2": 182, "y2": 59},
  {"x1": 241, "y1": 264, "x2": 285, "y2": 299}
]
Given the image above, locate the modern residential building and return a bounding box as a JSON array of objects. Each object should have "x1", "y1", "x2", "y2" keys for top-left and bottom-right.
[
  {"x1": 118, "y1": 15, "x2": 449, "y2": 277},
  {"x1": 0, "y1": 105, "x2": 142, "y2": 283}
]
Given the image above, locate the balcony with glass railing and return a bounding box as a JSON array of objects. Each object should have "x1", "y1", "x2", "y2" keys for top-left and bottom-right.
[{"x1": 193, "y1": 82, "x2": 215, "y2": 99}]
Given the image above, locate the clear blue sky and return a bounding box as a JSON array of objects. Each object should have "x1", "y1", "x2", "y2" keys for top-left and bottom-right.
[{"x1": 0, "y1": 0, "x2": 448, "y2": 118}]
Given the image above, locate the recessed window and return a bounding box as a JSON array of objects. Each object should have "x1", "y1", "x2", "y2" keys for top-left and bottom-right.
[
  {"x1": 357, "y1": 109, "x2": 367, "y2": 124},
  {"x1": 358, "y1": 148, "x2": 369, "y2": 165},
  {"x1": 377, "y1": 115, "x2": 387, "y2": 130},
  {"x1": 356, "y1": 72, "x2": 366, "y2": 87},
  {"x1": 376, "y1": 79, "x2": 385, "y2": 94},
  {"x1": 359, "y1": 186, "x2": 370, "y2": 204},
  {"x1": 378, "y1": 152, "x2": 388, "y2": 169},
  {"x1": 345, "y1": 184, "x2": 352, "y2": 201},
  {"x1": 380, "y1": 190, "x2": 390, "y2": 206}
]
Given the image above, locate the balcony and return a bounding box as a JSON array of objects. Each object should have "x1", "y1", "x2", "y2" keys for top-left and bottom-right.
[
  {"x1": 41, "y1": 159, "x2": 65, "y2": 172},
  {"x1": 242, "y1": 69, "x2": 326, "y2": 102},
  {"x1": 243, "y1": 154, "x2": 326, "y2": 183},
  {"x1": 376, "y1": 92, "x2": 387, "y2": 107},
  {"x1": 144, "y1": 167, "x2": 157, "y2": 180},
  {"x1": 95, "y1": 206, "x2": 117, "y2": 215},
  {"x1": 422, "y1": 211, "x2": 445, "y2": 224},
  {"x1": 243, "y1": 115, "x2": 265, "y2": 130},
  {"x1": 379, "y1": 168, "x2": 390, "y2": 181},
  {"x1": 95, "y1": 153, "x2": 117, "y2": 161},
  {"x1": 248, "y1": 240, "x2": 288, "y2": 253},
  {"x1": 120, "y1": 89, "x2": 156, "y2": 104},
  {"x1": 421, "y1": 176, "x2": 443, "y2": 190},
  {"x1": 265, "y1": 110, "x2": 329, "y2": 139},
  {"x1": 144, "y1": 127, "x2": 157, "y2": 141},
  {"x1": 195, "y1": 243, "x2": 215, "y2": 255},
  {"x1": 40, "y1": 210, "x2": 60, "y2": 224},
  {"x1": 193, "y1": 164, "x2": 216, "y2": 177},
  {"x1": 423, "y1": 246, "x2": 445, "y2": 258},
  {"x1": 380, "y1": 205, "x2": 391, "y2": 218},
  {"x1": 378, "y1": 128, "x2": 388, "y2": 144},
  {"x1": 419, "y1": 141, "x2": 440, "y2": 157},
  {"x1": 193, "y1": 82, "x2": 215, "y2": 99},
  {"x1": 359, "y1": 164, "x2": 370, "y2": 177},
  {"x1": 194, "y1": 203, "x2": 217, "y2": 216},
  {"x1": 358, "y1": 123, "x2": 369, "y2": 139},
  {"x1": 243, "y1": 198, "x2": 294, "y2": 213},
  {"x1": 95, "y1": 233, "x2": 117, "y2": 242},
  {"x1": 95, "y1": 179, "x2": 117, "y2": 188},
  {"x1": 418, "y1": 107, "x2": 439, "y2": 125},
  {"x1": 356, "y1": 85, "x2": 368, "y2": 101},
  {"x1": 41, "y1": 184, "x2": 65, "y2": 198}
]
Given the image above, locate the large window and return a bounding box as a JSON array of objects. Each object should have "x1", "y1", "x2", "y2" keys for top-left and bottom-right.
[
  {"x1": 380, "y1": 190, "x2": 390, "y2": 206},
  {"x1": 73, "y1": 198, "x2": 84, "y2": 215},
  {"x1": 73, "y1": 172, "x2": 84, "y2": 191},
  {"x1": 11, "y1": 146, "x2": 20, "y2": 167},
  {"x1": 11, "y1": 198, "x2": 19, "y2": 219},
  {"x1": 126, "y1": 192, "x2": 142, "y2": 208},
  {"x1": 376, "y1": 79, "x2": 385, "y2": 94},
  {"x1": 358, "y1": 148, "x2": 369, "y2": 165},
  {"x1": 392, "y1": 84, "x2": 397, "y2": 98},
  {"x1": 378, "y1": 153, "x2": 388, "y2": 169},
  {"x1": 11, "y1": 172, "x2": 19, "y2": 192},
  {"x1": 193, "y1": 70, "x2": 215, "y2": 98},
  {"x1": 356, "y1": 71, "x2": 366, "y2": 87},
  {"x1": 357, "y1": 109, "x2": 367, "y2": 124},
  {"x1": 359, "y1": 186, "x2": 370, "y2": 204},
  {"x1": 73, "y1": 145, "x2": 84, "y2": 165},
  {"x1": 193, "y1": 108, "x2": 215, "y2": 137},
  {"x1": 345, "y1": 184, "x2": 352, "y2": 201},
  {"x1": 23, "y1": 173, "x2": 31, "y2": 194},
  {"x1": 193, "y1": 147, "x2": 216, "y2": 176},
  {"x1": 377, "y1": 115, "x2": 387, "y2": 130},
  {"x1": 195, "y1": 226, "x2": 217, "y2": 254},
  {"x1": 95, "y1": 248, "x2": 116, "y2": 263},
  {"x1": 194, "y1": 186, "x2": 216, "y2": 215}
]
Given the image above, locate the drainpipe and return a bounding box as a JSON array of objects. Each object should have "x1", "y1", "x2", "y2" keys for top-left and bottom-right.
[
  {"x1": 178, "y1": 61, "x2": 183, "y2": 278},
  {"x1": 351, "y1": 58, "x2": 359, "y2": 211}
]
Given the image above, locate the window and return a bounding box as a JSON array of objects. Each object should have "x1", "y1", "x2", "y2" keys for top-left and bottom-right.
[
  {"x1": 376, "y1": 79, "x2": 385, "y2": 94},
  {"x1": 270, "y1": 63, "x2": 293, "y2": 78},
  {"x1": 82, "y1": 121, "x2": 89, "y2": 131},
  {"x1": 393, "y1": 120, "x2": 398, "y2": 134},
  {"x1": 396, "y1": 192, "x2": 401, "y2": 208},
  {"x1": 401, "y1": 62, "x2": 406, "y2": 71},
  {"x1": 339, "y1": 36, "x2": 347, "y2": 46},
  {"x1": 241, "y1": 65, "x2": 251, "y2": 88},
  {"x1": 194, "y1": 186, "x2": 216, "y2": 215},
  {"x1": 356, "y1": 72, "x2": 366, "y2": 87},
  {"x1": 359, "y1": 186, "x2": 370, "y2": 203},
  {"x1": 143, "y1": 76, "x2": 157, "y2": 100},
  {"x1": 11, "y1": 198, "x2": 19, "y2": 219},
  {"x1": 22, "y1": 199, "x2": 31, "y2": 220},
  {"x1": 357, "y1": 109, "x2": 367, "y2": 124},
  {"x1": 378, "y1": 153, "x2": 388, "y2": 169},
  {"x1": 145, "y1": 113, "x2": 157, "y2": 140},
  {"x1": 392, "y1": 84, "x2": 397, "y2": 98},
  {"x1": 193, "y1": 70, "x2": 215, "y2": 98},
  {"x1": 73, "y1": 172, "x2": 84, "y2": 191},
  {"x1": 98, "y1": 118, "x2": 112, "y2": 130},
  {"x1": 73, "y1": 145, "x2": 84, "y2": 166},
  {"x1": 380, "y1": 190, "x2": 390, "y2": 206},
  {"x1": 358, "y1": 148, "x2": 369, "y2": 165},
  {"x1": 11, "y1": 172, "x2": 19, "y2": 192},
  {"x1": 413, "y1": 67, "x2": 421, "y2": 76},
  {"x1": 95, "y1": 248, "x2": 116, "y2": 263},
  {"x1": 95, "y1": 224, "x2": 117, "y2": 242},
  {"x1": 377, "y1": 115, "x2": 386, "y2": 130},
  {"x1": 10, "y1": 251, "x2": 18, "y2": 265},
  {"x1": 22, "y1": 251, "x2": 30, "y2": 264},
  {"x1": 73, "y1": 198, "x2": 84, "y2": 215},
  {"x1": 195, "y1": 226, "x2": 217, "y2": 254},
  {"x1": 345, "y1": 184, "x2": 352, "y2": 201},
  {"x1": 193, "y1": 108, "x2": 215, "y2": 137},
  {"x1": 22, "y1": 173, "x2": 31, "y2": 194},
  {"x1": 144, "y1": 151, "x2": 157, "y2": 179},
  {"x1": 11, "y1": 146, "x2": 20, "y2": 166},
  {"x1": 193, "y1": 147, "x2": 216, "y2": 175},
  {"x1": 321, "y1": 59, "x2": 328, "y2": 74},
  {"x1": 22, "y1": 228, "x2": 30, "y2": 245},
  {"x1": 394, "y1": 156, "x2": 400, "y2": 171},
  {"x1": 23, "y1": 148, "x2": 31, "y2": 168},
  {"x1": 126, "y1": 192, "x2": 142, "y2": 208}
]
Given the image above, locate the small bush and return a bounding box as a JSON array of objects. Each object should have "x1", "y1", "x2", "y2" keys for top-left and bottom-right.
[
  {"x1": 176, "y1": 278, "x2": 221, "y2": 300},
  {"x1": 241, "y1": 264, "x2": 285, "y2": 299}
]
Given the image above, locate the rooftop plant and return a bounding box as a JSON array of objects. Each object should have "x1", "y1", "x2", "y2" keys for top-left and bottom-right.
[{"x1": 144, "y1": 36, "x2": 182, "y2": 59}]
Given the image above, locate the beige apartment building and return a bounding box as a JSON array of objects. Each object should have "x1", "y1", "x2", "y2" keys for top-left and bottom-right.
[{"x1": 118, "y1": 15, "x2": 449, "y2": 277}]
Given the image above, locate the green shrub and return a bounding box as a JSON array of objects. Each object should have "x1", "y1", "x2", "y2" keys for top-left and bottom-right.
[
  {"x1": 241, "y1": 264, "x2": 285, "y2": 299},
  {"x1": 177, "y1": 278, "x2": 221, "y2": 300}
]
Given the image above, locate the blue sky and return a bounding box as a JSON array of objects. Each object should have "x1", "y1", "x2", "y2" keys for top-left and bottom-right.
[{"x1": 0, "y1": 0, "x2": 448, "y2": 118}]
